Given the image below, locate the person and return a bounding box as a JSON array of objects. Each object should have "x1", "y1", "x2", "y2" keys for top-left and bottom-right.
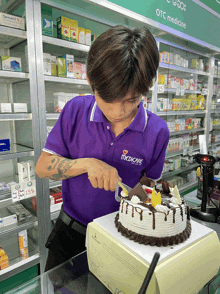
[{"x1": 35, "y1": 25, "x2": 170, "y2": 272}]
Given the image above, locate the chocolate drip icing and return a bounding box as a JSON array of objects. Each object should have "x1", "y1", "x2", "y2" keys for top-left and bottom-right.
[
  {"x1": 173, "y1": 207, "x2": 176, "y2": 223},
  {"x1": 121, "y1": 200, "x2": 124, "y2": 213},
  {"x1": 135, "y1": 207, "x2": 143, "y2": 221},
  {"x1": 187, "y1": 206, "x2": 190, "y2": 220},
  {"x1": 126, "y1": 203, "x2": 129, "y2": 214},
  {"x1": 140, "y1": 203, "x2": 157, "y2": 213},
  {"x1": 165, "y1": 214, "x2": 167, "y2": 221},
  {"x1": 179, "y1": 205, "x2": 183, "y2": 221},
  {"x1": 115, "y1": 213, "x2": 192, "y2": 247},
  {"x1": 153, "y1": 212, "x2": 155, "y2": 230}
]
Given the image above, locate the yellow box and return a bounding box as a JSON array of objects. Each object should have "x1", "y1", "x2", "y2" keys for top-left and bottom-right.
[
  {"x1": 69, "y1": 19, "x2": 78, "y2": 43},
  {"x1": 87, "y1": 212, "x2": 220, "y2": 294},
  {"x1": 181, "y1": 99, "x2": 190, "y2": 111},
  {"x1": 78, "y1": 27, "x2": 85, "y2": 44},
  {"x1": 172, "y1": 98, "x2": 182, "y2": 111},
  {"x1": 158, "y1": 74, "x2": 165, "y2": 85},
  {"x1": 57, "y1": 16, "x2": 70, "y2": 41},
  {"x1": 197, "y1": 95, "x2": 205, "y2": 110}
]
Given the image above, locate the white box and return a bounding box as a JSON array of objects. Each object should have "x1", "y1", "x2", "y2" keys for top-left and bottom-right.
[
  {"x1": 65, "y1": 93, "x2": 74, "y2": 103},
  {"x1": 17, "y1": 162, "x2": 28, "y2": 183},
  {"x1": 13, "y1": 103, "x2": 27, "y2": 113},
  {"x1": 87, "y1": 212, "x2": 220, "y2": 294},
  {"x1": 27, "y1": 160, "x2": 35, "y2": 179},
  {"x1": 43, "y1": 53, "x2": 51, "y2": 75},
  {"x1": 2, "y1": 56, "x2": 22, "y2": 72},
  {"x1": 50, "y1": 202, "x2": 62, "y2": 213},
  {"x1": 0, "y1": 13, "x2": 25, "y2": 30},
  {"x1": 53, "y1": 92, "x2": 66, "y2": 113},
  {"x1": 0, "y1": 103, "x2": 12, "y2": 113},
  {"x1": 2, "y1": 214, "x2": 17, "y2": 227},
  {"x1": 63, "y1": 54, "x2": 74, "y2": 78}
]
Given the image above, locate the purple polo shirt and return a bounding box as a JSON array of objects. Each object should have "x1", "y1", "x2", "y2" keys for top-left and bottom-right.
[{"x1": 44, "y1": 95, "x2": 169, "y2": 225}]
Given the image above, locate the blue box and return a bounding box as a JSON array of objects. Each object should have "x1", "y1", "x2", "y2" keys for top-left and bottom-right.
[
  {"x1": 42, "y1": 19, "x2": 53, "y2": 36},
  {"x1": 0, "y1": 139, "x2": 10, "y2": 152}
]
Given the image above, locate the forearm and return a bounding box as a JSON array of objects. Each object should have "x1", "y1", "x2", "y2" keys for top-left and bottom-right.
[{"x1": 36, "y1": 154, "x2": 92, "y2": 181}]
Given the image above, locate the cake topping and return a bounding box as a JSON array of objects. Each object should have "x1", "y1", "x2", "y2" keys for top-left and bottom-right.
[
  {"x1": 151, "y1": 189, "x2": 161, "y2": 207},
  {"x1": 121, "y1": 191, "x2": 128, "y2": 198},
  {"x1": 155, "y1": 204, "x2": 170, "y2": 213},
  {"x1": 127, "y1": 182, "x2": 149, "y2": 202},
  {"x1": 172, "y1": 185, "x2": 181, "y2": 204},
  {"x1": 170, "y1": 197, "x2": 179, "y2": 205},
  {"x1": 131, "y1": 195, "x2": 141, "y2": 204},
  {"x1": 140, "y1": 174, "x2": 155, "y2": 187},
  {"x1": 162, "y1": 180, "x2": 170, "y2": 194}
]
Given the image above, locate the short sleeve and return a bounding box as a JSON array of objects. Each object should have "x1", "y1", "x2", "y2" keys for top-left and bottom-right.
[
  {"x1": 145, "y1": 126, "x2": 170, "y2": 180},
  {"x1": 44, "y1": 104, "x2": 70, "y2": 158}
]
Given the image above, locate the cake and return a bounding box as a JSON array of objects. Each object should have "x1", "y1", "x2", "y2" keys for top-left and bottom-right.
[{"x1": 115, "y1": 176, "x2": 191, "y2": 247}]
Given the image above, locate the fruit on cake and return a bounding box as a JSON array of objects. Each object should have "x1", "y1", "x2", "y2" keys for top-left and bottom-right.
[{"x1": 115, "y1": 176, "x2": 191, "y2": 247}]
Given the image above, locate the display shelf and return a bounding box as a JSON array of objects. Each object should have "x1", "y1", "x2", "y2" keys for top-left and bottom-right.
[
  {"x1": 0, "y1": 25, "x2": 26, "y2": 48},
  {"x1": 0, "y1": 70, "x2": 29, "y2": 82},
  {"x1": 179, "y1": 181, "x2": 198, "y2": 194},
  {"x1": 0, "y1": 216, "x2": 38, "y2": 241},
  {"x1": 162, "y1": 163, "x2": 199, "y2": 178},
  {"x1": 214, "y1": 75, "x2": 220, "y2": 79},
  {"x1": 42, "y1": 35, "x2": 90, "y2": 52},
  {"x1": 51, "y1": 210, "x2": 60, "y2": 221},
  {"x1": 0, "y1": 144, "x2": 34, "y2": 161},
  {"x1": 159, "y1": 62, "x2": 210, "y2": 76},
  {"x1": 49, "y1": 180, "x2": 62, "y2": 189},
  {"x1": 159, "y1": 88, "x2": 203, "y2": 95},
  {"x1": 0, "y1": 114, "x2": 32, "y2": 121},
  {"x1": 165, "y1": 146, "x2": 200, "y2": 159},
  {"x1": 209, "y1": 142, "x2": 220, "y2": 148},
  {"x1": 157, "y1": 110, "x2": 206, "y2": 116},
  {"x1": 46, "y1": 113, "x2": 60, "y2": 120},
  {"x1": 44, "y1": 75, "x2": 89, "y2": 85},
  {"x1": 169, "y1": 128, "x2": 205, "y2": 136}
]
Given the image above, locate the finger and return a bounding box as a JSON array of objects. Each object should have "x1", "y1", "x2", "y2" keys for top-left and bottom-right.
[
  {"x1": 110, "y1": 169, "x2": 118, "y2": 191},
  {"x1": 103, "y1": 174, "x2": 110, "y2": 191},
  {"x1": 118, "y1": 176, "x2": 122, "y2": 182},
  {"x1": 89, "y1": 176, "x2": 98, "y2": 188},
  {"x1": 97, "y1": 177, "x2": 104, "y2": 189}
]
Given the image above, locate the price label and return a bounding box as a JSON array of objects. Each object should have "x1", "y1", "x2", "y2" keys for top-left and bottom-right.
[
  {"x1": 24, "y1": 180, "x2": 36, "y2": 198},
  {"x1": 158, "y1": 84, "x2": 164, "y2": 93},
  {"x1": 18, "y1": 189, "x2": 25, "y2": 200}
]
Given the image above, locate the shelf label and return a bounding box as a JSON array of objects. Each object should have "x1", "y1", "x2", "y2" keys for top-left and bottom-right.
[
  {"x1": 158, "y1": 84, "x2": 164, "y2": 93},
  {"x1": 11, "y1": 180, "x2": 36, "y2": 202}
]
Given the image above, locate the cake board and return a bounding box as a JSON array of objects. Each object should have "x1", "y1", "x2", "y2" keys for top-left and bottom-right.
[{"x1": 86, "y1": 212, "x2": 220, "y2": 294}]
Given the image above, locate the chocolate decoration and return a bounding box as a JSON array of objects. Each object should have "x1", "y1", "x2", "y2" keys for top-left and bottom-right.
[
  {"x1": 187, "y1": 206, "x2": 190, "y2": 220},
  {"x1": 115, "y1": 213, "x2": 192, "y2": 247},
  {"x1": 140, "y1": 175, "x2": 155, "y2": 187},
  {"x1": 162, "y1": 180, "x2": 170, "y2": 194},
  {"x1": 127, "y1": 182, "x2": 149, "y2": 202},
  {"x1": 140, "y1": 203, "x2": 157, "y2": 213}
]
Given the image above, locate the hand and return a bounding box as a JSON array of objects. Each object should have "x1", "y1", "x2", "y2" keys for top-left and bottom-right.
[{"x1": 87, "y1": 158, "x2": 122, "y2": 191}]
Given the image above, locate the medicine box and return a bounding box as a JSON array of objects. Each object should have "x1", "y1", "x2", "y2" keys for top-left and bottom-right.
[
  {"x1": 43, "y1": 53, "x2": 51, "y2": 75},
  {"x1": 69, "y1": 19, "x2": 78, "y2": 43},
  {"x1": 81, "y1": 64, "x2": 87, "y2": 79},
  {"x1": 0, "y1": 139, "x2": 10, "y2": 152},
  {"x1": 51, "y1": 55, "x2": 57, "y2": 76},
  {"x1": 0, "y1": 103, "x2": 12, "y2": 113},
  {"x1": 0, "y1": 13, "x2": 25, "y2": 30},
  {"x1": 85, "y1": 29, "x2": 91, "y2": 46},
  {"x1": 57, "y1": 16, "x2": 70, "y2": 41},
  {"x1": 74, "y1": 62, "x2": 82, "y2": 79},
  {"x1": 56, "y1": 57, "x2": 66, "y2": 77},
  {"x1": 1, "y1": 56, "x2": 22, "y2": 72},
  {"x1": 18, "y1": 162, "x2": 28, "y2": 183},
  {"x1": 62, "y1": 54, "x2": 74, "y2": 78},
  {"x1": 13, "y1": 103, "x2": 28, "y2": 113},
  {"x1": 42, "y1": 18, "x2": 53, "y2": 36},
  {"x1": 78, "y1": 27, "x2": 85, "y2": 44},
  {"x1": 53, "y1": 92, "x2": 66, "y2": 112}
]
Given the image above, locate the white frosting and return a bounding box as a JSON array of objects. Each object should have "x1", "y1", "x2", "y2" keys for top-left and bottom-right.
[
  {"x1": 118, "y1": 199, "x2": 187, "y2": 238},
  {"x1": 131, "y1": 195, "x2": 140, "y2": 204},
  {"x1": 170, "y1": 196, "x2": 179, "y2": 205},
  {"x1": 155, "y1": 204, "x2": 170, "y2": 213},
  {"x1": 121, "y1": 191, "x2": 128, "y2": 197}
]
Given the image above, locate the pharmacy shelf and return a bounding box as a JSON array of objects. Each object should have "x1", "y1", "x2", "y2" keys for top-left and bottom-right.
[
  {"x1": 0, "y1": 25, "x2": 26, "y2": 48},
  {"x1": 169, "y1": 127, "x2": 205, "y2": 136},
  {"x1": 159, "y1": 62, "x2": 210, "y2": 76},
  {"x1": 179, "y1": 181, "x2": 198, "y2": 194},
  {"x1": 0, "y1": 113, "x2": 32, "y2": 121},
  {"x1": 157, "y1": 110, "x2": 205, "y2": 116},
  {"x1": 209, "y1": 142, "x2": 220, "y2": 148},
  {"x1": 0, "y1": 70, "x2": 29, "y2": 83},
  {"x1": 165, "y1": 146, "x2": 200, "y2": 159},
  {"x1": 0, "y1": 144, "x2": 34, "y2": 161},
  {"x1": 0, "y1": 216, "x2": 38, "y2": 241},
  {"x1": 42, "y1": 35, "x2": 90, "y2": 53},
  {"x1": 214, "y1": 75, "x2": 220, "y2": 79},
  {"x1": 162, "y1": 163, "x2": 199, "y2": 178},
  {"x1": 44, "y1": 75, "x2": 89, "y2": 85},
  {"x1": 46, "y1": 113, "x2": 60, "y2": 120},
  {"x1": 159, "y1": 88, "x2": 203, "y2": 95},
  {"x1": 49, "y1": 180, "x2": 62, "y2": 189}
]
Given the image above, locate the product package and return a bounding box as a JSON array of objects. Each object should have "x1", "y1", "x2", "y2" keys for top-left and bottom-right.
[
  {"x1": 1, "y1": 56, "x2": 22, "y2": 72},
  {"x1": 85, "y1": 29, "x2": 91, "y2": 46},
  {"x1": 69, "y1": 19, "x2": 78, "y2": 42},
  {"x1": 18, "y1": 230, "x2": 29, "y2": 259},
  {"x1": 0, "y1": 139, "x2": 10, "y2": 152},
  {"x1": 53, "y1": 92, "x2": 66, "y2": 112},
  {"x1": 43, "y1": 53, "x2": 51, "y2": 75},
  {"x1": 0, "y1": 13, "x2": 25, "y2": 30},
  {"x1": 0, "y1": 103, "x2": 12, "y2": 113},
  {"x1": 81, "y1": 64, "x2": 87, "y2": 79},
  {"x1": 7, "y1": 204, "x2": 32, "y2": 221},
  {"x1": 0, "y1": 247, "x2": 9, "y2": 270},
  {"x1": 57, "y1": 16, "x2": 70, "y2": 41},
  {"x1": 51, "y1": 55, "x2": 57, "y2": 76},
  {"x1": 42, "y1": 18, "x2": 53, "y2": 36},
  {"x1": 62, "y1": 54, "x2": 74, "y2": 78},
  {"x1": 13, "y1": 103, "x2": 28, "y2": 113},
  {"x1": 78, "y1": 27, "x2": 85, "y2": 44},
  {"x1": 56, "y1": 57, "x2": 66, "y2": 77},
  {"x1": 18, "y1": 162, "x2": 28, "y2": 183},
  {"x1": 74, "y1": 62, "x2": 82, "y2": 79}
]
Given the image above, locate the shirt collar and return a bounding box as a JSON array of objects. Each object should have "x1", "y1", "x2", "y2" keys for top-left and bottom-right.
[{"x1": 90, "y1": 96, "x2": 148, "y2": 132}]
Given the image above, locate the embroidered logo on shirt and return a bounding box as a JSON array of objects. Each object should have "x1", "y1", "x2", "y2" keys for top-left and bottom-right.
[{"x1": 121, "y1": 150, "x2": 143, "y2": 165}]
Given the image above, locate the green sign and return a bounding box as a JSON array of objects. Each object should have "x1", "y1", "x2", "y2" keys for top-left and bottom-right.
[
  {"x1": 195, "y1": 0, "x2": 220, "y2": 16},
  {"x1": 109, "y1": 0, "x2": 220, "y2": 49}
]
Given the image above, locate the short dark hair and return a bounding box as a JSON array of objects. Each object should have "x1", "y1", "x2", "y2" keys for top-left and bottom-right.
[{"x1": 87, "y1": 25, "x2": 159, "y2": 103}]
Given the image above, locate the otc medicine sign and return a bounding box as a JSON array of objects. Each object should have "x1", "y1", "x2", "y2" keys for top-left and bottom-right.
[{"x1": 110, "y1": 0, "x2": 220, "y2": 48}]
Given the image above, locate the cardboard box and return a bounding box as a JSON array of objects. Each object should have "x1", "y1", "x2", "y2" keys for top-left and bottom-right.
[
  {"x1": 81, "y1": 64, "x2": 87, "y2": 80},
  {"x1": 43, "y1": 53, "x2": 51, "y2": 75},
  {"x1": 85, "y1": 29, "x2": 91, "y2": 46},
  {"x1": 42, "y1": 19, "x2": 53, "y2": 36},
  {"x1": 87, "y1": 212, "x2": 220, "y2": 294},
  {"x1": 74, "y1": 62, "x2": 82, "y2": 79},
  {"x1": 13, "y1": 103, "x2": 28, "y2": 113},
  {"x1": 2, "y1": 56, "x2": 22, "y2": 72},
  {"x1": 78, "y1": 27, "x2": 85, "y2": 44},
  {"x1": 56, "y1": 58, "x2": 66, "y2": 77},
  {"x1": 53, "y1": 92, "x2": 66, "y2": 112},
  {"x1": 0, "y1": 13, "x2": 25, "y2": 30},
  {"x1": 62, "y1": 54, "x2": 74, "y2": 78},
  {"x1": 57, "y1": 16, "x2": 70, "y2": 41},
  {"x1": 69, "y1": 19, "x2": 78, "y2": 43},
  {"x1": 0, "y1": 103, "x2": 12, "y2": 113},
  {"x1": 0, "y1": 139, "x2": 10, "y2": 152}
]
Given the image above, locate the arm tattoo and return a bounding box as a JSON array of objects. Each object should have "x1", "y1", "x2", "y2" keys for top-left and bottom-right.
[{"x1": 46, "y1": 157, "x2": 77, "y2": 180}]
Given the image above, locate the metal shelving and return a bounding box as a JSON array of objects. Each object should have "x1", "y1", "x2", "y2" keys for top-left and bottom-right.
[
  {"x1": 179, "y1": 181, "x2": 198, "y2": 194},
  {"x1": 162, "y1": 163, "x2": 199, "y2": 178},
  {"x1": 169, "y1": 128, "x2": 205, "y2": 136},
  {"x1": 157, "y1": 110, "x2": 206, "y2": 116},
  {"x1": 44, "y1": 75, "x2": 89, "y2": 85},
  {"x1": 0, "y1": 145, "x2": 34, "y2": 161},
  {"x1": 159, "y1": 62, "x2": 210, "y2": 76},
  {"x1": 0, "y1": 114, "x2": 32, "y2": 121}
]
